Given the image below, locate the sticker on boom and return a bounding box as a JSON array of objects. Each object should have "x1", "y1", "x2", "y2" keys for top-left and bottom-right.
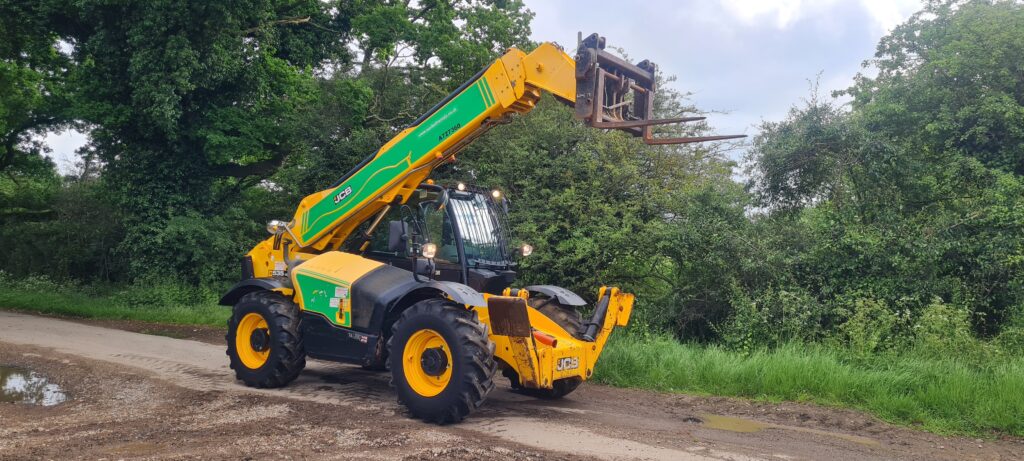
[
  {"x1": 333, "y1": 186, "x2": 353, "y2": 204},
  {"x1": 556, "y1": 357, "x2": 579, "y2": 371}
]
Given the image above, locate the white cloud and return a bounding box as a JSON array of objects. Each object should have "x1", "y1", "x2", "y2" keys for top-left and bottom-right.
[
  {"x1": 859, "y1": 0, "x2": 921, "y2": 32},
  {"x1": 720, "y1": 0, "x2": 806, "y2": 29},
  {"x1": 720, "y1": 0, "x2": 921, "y2": 32}
]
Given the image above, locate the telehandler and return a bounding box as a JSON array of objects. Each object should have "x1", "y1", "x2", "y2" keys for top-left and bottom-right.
[{"x1": 220, "y1": 33, "x2": 741, "y2": 423}]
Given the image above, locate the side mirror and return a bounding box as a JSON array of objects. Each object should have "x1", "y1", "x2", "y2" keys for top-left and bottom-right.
[
  {"x1": 414, "y1": 257, "x2": 435, "y2": 277},
  {"x1": 387, "y1": 220, "x2": 408, "y2": 253},
  {"x1": 433, "y1": 188, "x2": 448, "y2": 210}
]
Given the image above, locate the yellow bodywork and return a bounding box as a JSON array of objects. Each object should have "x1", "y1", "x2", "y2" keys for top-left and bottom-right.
[{"x1": 477, "y1": 287, "x2": 633, "y2": 389}]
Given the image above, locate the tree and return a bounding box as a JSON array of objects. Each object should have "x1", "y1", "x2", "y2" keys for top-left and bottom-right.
[
  {"x1": 0, "y1": 0, "x2": 74, "y2": 174},
  {"x1": 845, "y1": 0, "x2": 1024, "y2": 176}
]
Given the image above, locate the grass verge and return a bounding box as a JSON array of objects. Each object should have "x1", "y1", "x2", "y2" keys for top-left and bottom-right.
[
  {"x1": 595, "y1": 335, "x2": 1024, "y2": 437},
  {"x1": 0, "y1": 286, "x2": 228, "y2": 326}
]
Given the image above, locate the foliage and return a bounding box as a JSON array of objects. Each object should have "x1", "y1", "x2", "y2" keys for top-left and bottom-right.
[
  {"x1": 0, "y1": 272, "x2": 227, "y2": 325},
  {"x1": 740, "y1": 0, "x2": 1024, "y2": 347},
  {"x1": 835, "y1": 297, "x2": 902, "y2": 358},
  {"x1": 846, "y1": 0, "x2": 1024, "y2": 176}
]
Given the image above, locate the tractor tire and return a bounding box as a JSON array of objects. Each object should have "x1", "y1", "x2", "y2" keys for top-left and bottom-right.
[
  {"x1": 504, "y1": 367, "x2": 583, "y2": 400},
  {"x1": 387, "y1": 298, "x2": 497, "y2": 424},
  {"x1": 529, "y1": 296, "x2": 584, "y2": 339},
  {"x1": 226, "y1": 291, "x2": 306, "y2": 388}
]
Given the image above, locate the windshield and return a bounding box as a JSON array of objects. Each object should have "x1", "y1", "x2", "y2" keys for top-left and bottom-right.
[{"x1": 448, "y1": 193, "x2": 510, "y2": 265}]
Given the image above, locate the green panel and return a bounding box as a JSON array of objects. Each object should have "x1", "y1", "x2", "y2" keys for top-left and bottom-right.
[
  {"x1": 295, "y1": 273, "x2": 352, "y2": 327},
  {"x1": 300, "y1": 78, "x2": 496, "y2": 243}
]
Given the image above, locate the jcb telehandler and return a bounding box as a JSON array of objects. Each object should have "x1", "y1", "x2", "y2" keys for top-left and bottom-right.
[{"x1": 220, "y1": 33, "x2": 741, "y2": 423}]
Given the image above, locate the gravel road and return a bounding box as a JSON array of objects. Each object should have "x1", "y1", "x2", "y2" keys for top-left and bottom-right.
[{"x1": 1, "y1": 311, "x2": 1021, "y2": 460}]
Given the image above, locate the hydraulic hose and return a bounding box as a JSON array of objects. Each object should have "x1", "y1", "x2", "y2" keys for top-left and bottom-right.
[{"x1": 582, "y1": 292, "x2": 611, "y2": 342}]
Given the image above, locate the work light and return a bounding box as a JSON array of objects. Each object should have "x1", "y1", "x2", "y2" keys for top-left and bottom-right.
[
  {"x1": 421, "y1": 243, "x2": 437, "y2": 259},
  {"x1": 266, "y1": 220, "x2": 288, "y2": 235}
]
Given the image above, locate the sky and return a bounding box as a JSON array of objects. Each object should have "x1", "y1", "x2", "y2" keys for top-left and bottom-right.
[
  {"x1": 43, "y1": 0, "x2": 925, "y2": 172},
  {"x1": 524, "y1": 0, "x2": 924, "y2": 157}
]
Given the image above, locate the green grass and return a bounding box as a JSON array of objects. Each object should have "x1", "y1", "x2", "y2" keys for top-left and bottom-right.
[
  {"x1": 0, "y1": 286, "x2": 229, "y2": 326},
  {"x1": 595, "y1": 335, "x2": 1024, "y2": 437}
]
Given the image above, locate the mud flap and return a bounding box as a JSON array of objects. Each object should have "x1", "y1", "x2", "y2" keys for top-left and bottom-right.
[{"x1": 487, "y1": 296, "x2": 542, "y2": 389}]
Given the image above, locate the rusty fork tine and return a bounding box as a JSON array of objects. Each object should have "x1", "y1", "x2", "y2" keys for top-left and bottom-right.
[
  {"x1": 591, "y1": 116, "x2": 706, "y2": 129},
  {"x1": 643, "y1": 134, "x2": 747, "y2": 145},
  {"x1": 574, "y1": 32, "x2": 745, "y2": 145}
]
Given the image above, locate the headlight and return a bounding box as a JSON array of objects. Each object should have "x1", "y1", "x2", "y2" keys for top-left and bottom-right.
[
  {"x1": 267, "y1": 220, "x2": 288, "y2": 235},
  {"x1": 457, "y1": 182, "x2": 466, "y2": 191},
  {"x1": 491, "y1": 189, "x2": 501, "y2": 199},
  {"x1": 421, "y1": 243, "x2": 437, "y2": 259},
  {"x1": 520, "y1": 243, "x2": 533, "y2": 257}
]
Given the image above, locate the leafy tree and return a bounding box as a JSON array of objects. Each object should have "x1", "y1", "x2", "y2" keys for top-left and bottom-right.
[
  {"x1": 0, "y1": 0, "x2": 74, "y2": 174},
  {"x1": 846, "y1": 0, "x2": 1024, "y2": 176}
]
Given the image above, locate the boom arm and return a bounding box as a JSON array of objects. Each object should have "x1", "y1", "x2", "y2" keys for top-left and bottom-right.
[{"x1": 265, "y1": 33, "x2": 742, "y2": 257}]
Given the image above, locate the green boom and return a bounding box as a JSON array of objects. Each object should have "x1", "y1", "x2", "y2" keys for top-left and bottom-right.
[{"x1": 298, "y1": 79, "x2": 496, "y2": 244}]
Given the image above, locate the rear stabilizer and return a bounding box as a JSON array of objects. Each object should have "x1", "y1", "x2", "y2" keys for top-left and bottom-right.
[{"x1": 479, "y1": 286, "x2": 634, "y2": 391}]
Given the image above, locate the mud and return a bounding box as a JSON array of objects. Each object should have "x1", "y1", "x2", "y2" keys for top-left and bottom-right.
[{"x1": 1, "y1": 311, "x2": 1022, "y2": 460}]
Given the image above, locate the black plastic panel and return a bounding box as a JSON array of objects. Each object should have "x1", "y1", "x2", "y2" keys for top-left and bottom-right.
[{"x1": 300, "y1": 312, "x2": 378, "y2": 365}]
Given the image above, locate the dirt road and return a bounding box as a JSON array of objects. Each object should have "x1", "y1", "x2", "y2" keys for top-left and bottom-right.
[{"x1": 1, "y1": 311, "x2": 1020, "y2": 460}]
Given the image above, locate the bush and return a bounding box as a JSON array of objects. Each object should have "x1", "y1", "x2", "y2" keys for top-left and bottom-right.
[
  {"x1": 719, "y1": 286, "x2": 825, "y2": 350},
  {"x1": 118, "y1": 208, "x2": 260, "y2": 287},
  {"x1": 110, "y1": 276, "x2": 218, "y2": 309},
  {"x1": 835, "y1": 297, "x2": 902, "y2": 358},
  {"x1": 0, "y1": 274, "x2": 227, "y2": 326},
  {"x1": 0, "y1": 180, "x2": 125, "y2": 282}
]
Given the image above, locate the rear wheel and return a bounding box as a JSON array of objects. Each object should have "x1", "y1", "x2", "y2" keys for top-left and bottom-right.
[
  {"x1": 226, "y1": 291, "x2": 305, "y2": 388},
  {"x1": 505, "y1": 367, "x2": 582, "y2": 400},
  {"x1": 387, "y1": 299, "x2": 497, "y2": 424},
  {"x1": 530, "y1": 296, "x2": 584, "y2": 339}
]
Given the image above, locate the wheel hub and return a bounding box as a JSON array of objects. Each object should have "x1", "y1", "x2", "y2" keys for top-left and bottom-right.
[
  {"x1": 249, "y1": 328, "x2": 270, "y2": 352},
  {"x1": 419, "y1": 347, "x2": 448, "y2": 376}
]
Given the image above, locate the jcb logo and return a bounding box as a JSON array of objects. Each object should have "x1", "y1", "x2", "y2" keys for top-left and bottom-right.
[
  {"x1": 333, "y1": 186, "x2": 353, "y2": 204},
  {"x1": 556, "y1": 357, "x2": 579, "y2": 371}
]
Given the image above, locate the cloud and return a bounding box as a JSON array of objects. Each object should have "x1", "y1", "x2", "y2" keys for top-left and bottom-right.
[
  {"x1": 859, "y1": 0, "x2": 921, "y2": 31},
  {"x1": 720, "y1": 0, "x2": 921, "y2": 32},
  {"x1": 720, "y1": 0, "x2": 806, "y2": 29}
]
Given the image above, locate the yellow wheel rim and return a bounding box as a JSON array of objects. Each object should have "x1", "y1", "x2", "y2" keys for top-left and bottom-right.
[
  {"x1": 403, "y1": 329, "x2": 453, "y2": 397},
  {"x1": 236, "y1": 312, "x2": 270, "y2": 369}
]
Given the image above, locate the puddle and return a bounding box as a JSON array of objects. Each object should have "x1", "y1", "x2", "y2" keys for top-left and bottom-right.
[
  {"x1": 695, "y1": 413, "x2": 879, "y2": 446},
  {"x1": 699, "y1": 414, "x2": 768, "y2": 433},
  {"x1": 0, "y1": 366, "x2": 68, "y2": 406}
]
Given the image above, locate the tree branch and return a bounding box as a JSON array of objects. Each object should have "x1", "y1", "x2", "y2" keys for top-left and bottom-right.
[
  {"x1": 0, "y1": 208, "x2": 55, "y2": 218},
  {"x1": 243, "y1": 16, "x2": 311, "y2": 35},
  {"x1": 212, "y1": 154, "x2": 288, "y2": 179}
]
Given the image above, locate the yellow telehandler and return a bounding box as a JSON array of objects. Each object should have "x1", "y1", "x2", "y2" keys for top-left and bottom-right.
[{"x1": 220, "y1": 33, "x2": 741, "y2": 423}]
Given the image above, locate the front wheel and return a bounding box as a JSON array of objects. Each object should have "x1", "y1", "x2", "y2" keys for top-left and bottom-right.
[
  {"x1": 387, "y1": 299, "x2": 497, "y2": 424},
  {"x1": 226, "y1": 291, "x2": 306, "y2": 388}
]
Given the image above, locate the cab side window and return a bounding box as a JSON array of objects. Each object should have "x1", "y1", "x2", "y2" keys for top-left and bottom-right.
[
  {"x1": 424, "y1": 207, "x2": 459, "y2": 264},
  {"x1": 341, "y1": 190, "x2": 456, "y2": 263}
]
